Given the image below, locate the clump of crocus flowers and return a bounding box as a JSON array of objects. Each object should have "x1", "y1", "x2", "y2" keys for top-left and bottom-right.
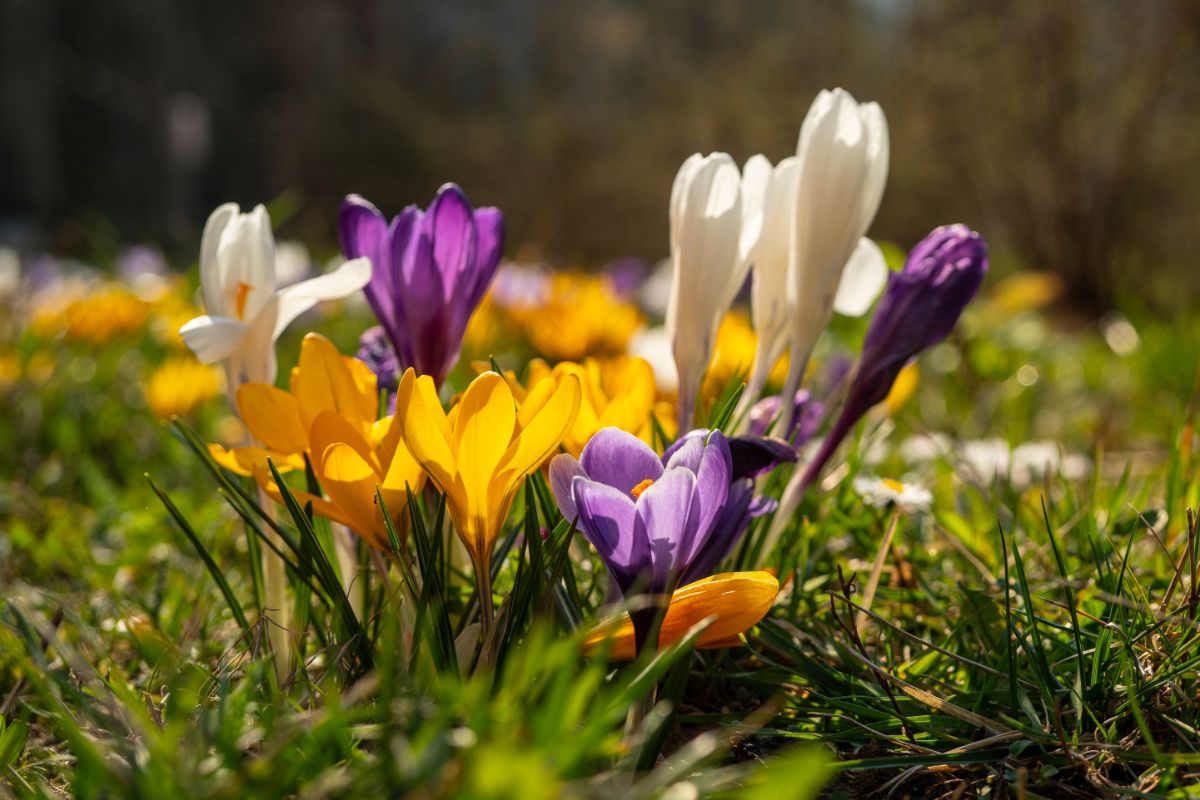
[{"x1": 172, "y1": 86, "x2": 991, "y2": 685}]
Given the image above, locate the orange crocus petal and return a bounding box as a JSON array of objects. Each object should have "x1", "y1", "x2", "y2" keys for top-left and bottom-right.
[
  {"x1": 583, "y1": 571, "x2": 779, "y2": 661},
  {"x1": 320, "y1": 442, "x2": 386, "y2": 548},
  {"x1": 309, "y1": 409, "x2": 379, "y2": 475},
  {"x1": 236, "y1": 383, "x2": 309, "y2": 454},
  {"x1": 209, "y1": 443, "x2": 304, "y2": 476},
  {"x1": 294, "y1": 333, "x2": 374, "y2": 436},
  {"x1": 259, "y1": 479, "x2": 361, "y2": 532}
]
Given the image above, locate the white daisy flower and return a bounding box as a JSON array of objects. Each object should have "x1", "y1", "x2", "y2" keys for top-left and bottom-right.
[{"x1": 853, "y1": 474, "x2": 933, "y2": 513}]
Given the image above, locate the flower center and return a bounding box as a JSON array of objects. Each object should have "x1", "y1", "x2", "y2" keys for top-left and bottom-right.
[
  {"x1": 235, "y1": 281, "x2": 253, "y2": 320},
  {"x1": 630, "y1": 478, "x2": 655, "y2": 500},
  {"x1": 881, "y1": 478, "x2": 906, "y2": 493}
]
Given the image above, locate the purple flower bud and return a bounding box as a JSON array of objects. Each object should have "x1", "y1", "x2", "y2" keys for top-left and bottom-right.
[
  {"x1": 356, "y1": 325, "x2": 400, "y2": 413},
  {"x1": 800, "y1": 225, "x2": 987, "y2": 491},
  {"x1": 748, "y1": 389, "x2": 824, "y2": 446}
]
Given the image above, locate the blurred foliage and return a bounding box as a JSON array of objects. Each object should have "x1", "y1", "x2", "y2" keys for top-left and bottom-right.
[{"x1": 3, "y1": 0, "x2": 1199, "y2": 310}]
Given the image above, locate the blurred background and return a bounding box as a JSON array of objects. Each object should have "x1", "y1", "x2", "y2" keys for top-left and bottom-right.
[{"x1": 1, "y1": 0, "x2": 1198, "y2": 312}]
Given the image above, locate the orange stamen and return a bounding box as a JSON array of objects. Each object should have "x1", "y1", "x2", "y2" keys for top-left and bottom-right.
[
  {"x1": 235, "y1": 281, "x2": 253, "y2": 320},
  {"x1": 631, "y1": 478, "x2": 655, "y2": 500}
]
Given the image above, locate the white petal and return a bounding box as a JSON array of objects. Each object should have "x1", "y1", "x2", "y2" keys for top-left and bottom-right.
[
  {"x1": 179, "y1": 315, "x2": 248, "y2": 364},
  {"x1": 856, "y1": 102, "x2": 890, "y2": 232},
  {"x1": 271, "y1": 256, "x2": 372, "y2": 339},
  {"x1": 834, "y1": 238, "x2": 888, "y2": 317},
  {"x1": 628, "y1": 326, "x2": 678, "y2": 393},
  {"x1": 738, "y1": 154, "x2": 773, "y2": 266},
  {"x1": 199, "y1": 203, "x2": 238, "y2": 313}
]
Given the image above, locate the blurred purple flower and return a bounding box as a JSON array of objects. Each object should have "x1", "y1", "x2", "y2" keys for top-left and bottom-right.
[
  {"x1": 748, "y1": 389, "x2": 824, "y2": 446},
  {"x1": 339, "y1": 184, "x2": 504, "y2": 386},
  {"x1": 356, "y1": 325, "x2": 400, "y2": 413}
]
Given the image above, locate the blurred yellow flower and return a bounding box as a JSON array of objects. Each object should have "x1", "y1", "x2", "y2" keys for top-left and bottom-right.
[
  {"x1": 395, "y1": 368, "x2": 580, "y2": 571},
  {"x1": 510, "y1": 356, "x2": 658, "y2": 456},
  {"x1": 983, "y1": 272, "x2": 1063, "y2": 318},
  {"x1": 701, "y1": 312, "x2": 788, "y2": 405},
  {"x1": 144, "y1": 357, "x2": 223, "y2": 419},
  {"x1": 63, "y1": 286, "x2": 150, "y2": 344},
  {"x1": 882, "y1": 362, "x2": 919, "y2": 415},
  {"x1": 210, "y1": 332, "x2": 424, "y2": 548},
  {"x1": 0, "y1": 353, "x2": 18, "y2": 388},
  {"x1": 519, "y1": 274, "x2": 643, "y2": 361},
  {"x1": 583, "y1": 571, "x2": 779, "y2": 661}
]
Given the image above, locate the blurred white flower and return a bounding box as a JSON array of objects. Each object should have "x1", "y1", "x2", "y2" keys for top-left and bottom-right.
[
  {"x1": 959, "y1": 438, "x2": 1012, "y2": 483},
  {"x1": 899, "y1": 432, "x2": 954, "y2": 464},
  {"x1": 1101, "y1": 312, "x2": 1139, "y2": 356},
  {"x1": 1011, "y1": 441, "x2": 1091, "y2": 487},
  {"x1": 179, "y1": 203, "x2": 370, "y2": 405},
  {"x1": 0, "y1": 248, "x2": 20, "y2": 300},
  {"x1": 853, "y1": 474, "x2": 932, "y2": 513},
  {"x1": 274, "y1": 240, "x2": 313, "y2": 287},
  {"x1": 628, "y1": 325, "x2": 678, "y2": 393}
]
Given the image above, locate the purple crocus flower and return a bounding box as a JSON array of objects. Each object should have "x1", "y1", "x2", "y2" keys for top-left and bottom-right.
[
  {"x1": 663, "y1": 430, "x2": 795, "y2": 585},
  {"x1": 801, "y1": 224, "x2": 987, "y2": 491},
  {"x1": 550, "y1": 427, "x2": 793, "y2": 651},
  {"x1": 339, "y1": 184, "x2": 504, "y2": 386},
  {"x1": 748, "y1": 389, "x2": 824, "y2": 446},
  {"x1": 549, "y1": 428, "x2": 732, "y2": 650}
]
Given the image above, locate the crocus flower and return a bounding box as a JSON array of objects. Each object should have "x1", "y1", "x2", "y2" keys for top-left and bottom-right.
[
  {"x1": 662, "y1": 429, "x2": 795, "y2": 585},
  {"x1": 549, "y1": 427, "x2": 732, "y2": 650},
  {"x1": 736, "y1": 149, "x2": 887, "y2": 421},
  {"x1": 209, "y1": 333, "x2": 425, "y2": 548},
  {"x1": 498, "y1": 356, "x2": 660, "y2": 456},
  {"x1": 394, "y1": 368, "x2": 581, "y2": 582},
  {"x1": 666, "y1": 153, "x2": 745, "y2": 433},
  {"x1": 180, "y1": 203, "x2": 371, "y2": 406},
  {"x1": 747, "y1": 390, "x2": 823, "y2": 446},
  {"x1": 764, "y1": 225, "x2": 987, "y2": 550},
  {"x1": 583, "y1": 571, "x2": 779, "y2": 661},
  {"x1": 776, "y1": 88, "x2": 889, "y2": 434},
  {"x1": 339, "y1": 185, "x2": 503, "y2": 387}
]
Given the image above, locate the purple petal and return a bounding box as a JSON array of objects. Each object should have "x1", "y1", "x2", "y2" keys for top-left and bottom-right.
[
  {"x1": 728, "y1": 435, "x2": 797, "y2": 479},
  {"x1": 429, "y1": 184, "x2": 477, "y2": 301},
  {"x1": 663, "y1": 435, "x2": 706, "y2": 474},
  {"x1": 573, "y1": 477, "x2": 644, "y2": 592},
  {"x1": 549, "y1": 454, "x2": 587, "y2": 521},
  {"x1": 633, "y1": 469, "x2": 698, "y2": 591},
  {"x1": 468, "y1": 207, "x2": 505, "y2": 308},
  {"x1": 580, "y1": 428, "x2": 663, "y2": 495},
  {"x1": 397, "y1": 211, "x2": 452, "y2": 381},
  {"x1": 680, "y1": 479, "x2": 754, "y2": 586},
  {"x1": 682, "y1": 431, "x2": 732, "y2": 563},
  {"x1": 661, "y1": 429, "x2": 706, "y2": 465}
]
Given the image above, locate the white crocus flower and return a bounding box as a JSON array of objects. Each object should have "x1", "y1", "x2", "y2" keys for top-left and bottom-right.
[
  {"x1": 179, "y1": 203, "x2": 370, "y2": 405},
  {"x1": 666, "y1": 152, "x2": 745, "y2": 432},
  {"x1": 777, "y1": 88, "x2": 889, "y2": 433}
]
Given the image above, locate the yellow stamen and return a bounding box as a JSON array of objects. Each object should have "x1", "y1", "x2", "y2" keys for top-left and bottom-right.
[
  {"x1": 235, "y1": 281, "x2": 253, "y2": 320},
  {"x1": 631, "y1": 478, "x2": 655, "y2": 500},
  {"x1": 881, "y1": 478, "x2": 905, "y2": 493}
]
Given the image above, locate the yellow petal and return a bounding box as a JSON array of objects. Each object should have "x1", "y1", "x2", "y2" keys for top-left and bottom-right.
[
  {"x1": 294, "y1": 333, "x2": 372, "y2": 435},
  {"x1": 583, "y1": 571, "x2": 779, "y2": 661},
  {"x1": 209, "y1": 443, "x2": 304, "y2": 476},
  {"x1": 236, "y1": 383, "x2": 309, "y2": 454},
  {"x1": 453, "y1": 373, "x2": 517, "y2": 553},
  {"x1": 321, "y1": 442, "x2": 387, "y2": 547},
  {"x1": 395, "y1": 368, "x2": 457, "y2": 493},
  {"x1": 259, "y1": 477, "x2": 361, "y2": 532},
  {"x1": 344, "y1": 354, "x2": 381, "y2": 420},
  {"x1": 495, "y1": 372, "x2": 581, "y2": 490},
  {"x1": 309, "y1": 409, "x2": 379, "y2": 475}
]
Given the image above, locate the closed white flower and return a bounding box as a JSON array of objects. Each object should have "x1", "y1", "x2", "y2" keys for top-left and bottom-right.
[
  {"x1": 179, "y1": 203, "x2": 370, "y2": 405},
  {"x1": 666, "y1": 153, "x2": 745, "y2": 431},
  {"x1": 777, "y1": 88, "x2": 889, "y2": 431}
]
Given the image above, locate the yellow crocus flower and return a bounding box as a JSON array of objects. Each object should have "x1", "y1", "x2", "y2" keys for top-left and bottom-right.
[
  {"x1": 516, "y1": 356, "x2": 657, "y2": 456},
  {"x1": 144, "y1": 356, "x2": 223, "y2": 419},
  {"x1": 518, "y1": 274, "x2": 643, "y2": 361},
  {"x1": 209, "y1": 332, "x2": 424, "y2": 548},
  {"x1": 583, "y1": 571, "x2": 779, "y2": 661},
  {"x1": 395, "y1": 368, "x2": 581, "y2": 571}
]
